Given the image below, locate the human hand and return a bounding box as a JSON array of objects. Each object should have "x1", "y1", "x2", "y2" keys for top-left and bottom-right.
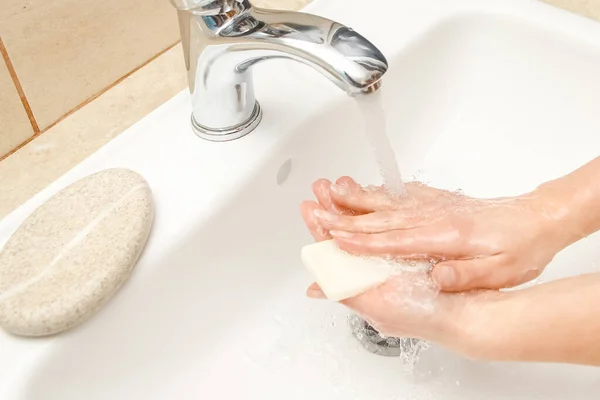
[
  {"x1": 310, "y1": 177, "x2": 569, "y2": 292},
  {"x1": 299, "y1": 178, "x2": 488, "y2": 348}
]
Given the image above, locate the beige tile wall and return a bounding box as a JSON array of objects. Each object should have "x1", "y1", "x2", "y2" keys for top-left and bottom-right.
[
  {"x1": 541, "y1": 0, "x2": 600, "y2": 21},
  {"x1": 0, "y1": 42, "x2": 35, "y2": 157},
  {"x1": 0, "y1": 0, "x2": 180, "y2": 159}
]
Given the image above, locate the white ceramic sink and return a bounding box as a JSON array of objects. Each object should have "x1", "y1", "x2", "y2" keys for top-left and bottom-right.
[{"x1": 2, "y1": 0, "x2": 600, "y2": 398}]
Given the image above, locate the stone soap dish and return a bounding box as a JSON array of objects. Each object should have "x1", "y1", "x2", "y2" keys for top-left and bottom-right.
[{"x1": 0, "y1": 168, "x2": 154, "y2": 337}]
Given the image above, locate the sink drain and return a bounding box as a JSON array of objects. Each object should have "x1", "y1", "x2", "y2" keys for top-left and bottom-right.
[{"x1": 348, "y1": 315, "x2": 427, "y2": 362}]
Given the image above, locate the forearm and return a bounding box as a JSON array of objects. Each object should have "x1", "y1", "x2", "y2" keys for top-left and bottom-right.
[
  {"x1": 535, "y1": 156, "x2": 600, "y2": 247},
  {"x1": 461, "y1": 273, "x2": 600, "y2": 365}
]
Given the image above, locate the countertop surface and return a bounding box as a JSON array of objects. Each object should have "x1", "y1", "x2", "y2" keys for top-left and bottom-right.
[{"x1": 0, "y1": 0, "x2": 599, "y2": 219}]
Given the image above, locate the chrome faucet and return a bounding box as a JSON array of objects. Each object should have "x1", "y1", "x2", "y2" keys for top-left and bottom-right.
[{"x1": 170, "y1": 0, "x2": 388, "y2": 141}]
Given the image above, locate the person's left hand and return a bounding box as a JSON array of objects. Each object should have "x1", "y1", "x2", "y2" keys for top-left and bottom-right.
[{"x1": 305, "y1": 176, "x2": 569, "y2": 292}]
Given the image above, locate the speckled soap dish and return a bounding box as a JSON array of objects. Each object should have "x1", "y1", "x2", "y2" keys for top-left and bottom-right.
[{"x1": 0, "y1": 168, "x2": 155, "y2": 337}]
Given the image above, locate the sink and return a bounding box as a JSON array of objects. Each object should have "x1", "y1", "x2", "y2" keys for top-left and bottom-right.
[{"x1": 2, "y1": 0, "x2": 600, "y2": 398}]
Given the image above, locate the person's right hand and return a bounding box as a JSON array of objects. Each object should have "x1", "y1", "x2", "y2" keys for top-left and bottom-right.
[{"x1": 311, "y1": 177, "x2": 572, "y2": 292}]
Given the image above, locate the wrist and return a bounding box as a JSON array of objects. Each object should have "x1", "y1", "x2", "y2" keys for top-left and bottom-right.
[
  {"x1": 427, "y1": 291, "x2": 501, "y2": 358},
  {"x1": 444, "y1": 291, "x2": 513, "y2": 361},
  {"x1": 521, "y1": 179, "x2": 589, "y2": 253},
  {"x1": 530, "y1": 159, "x2": 600, "y2": 249}
]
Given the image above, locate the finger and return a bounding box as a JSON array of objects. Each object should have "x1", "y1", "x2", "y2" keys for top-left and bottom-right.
[
  {"x1": 314, "y1": 177, "x2": 362, "y2": 216},
  {"x1": 313, "y1": 209, "x2": 423, "y2": 233},
  {"x1": 313, "y1": 177, "x2": 367, "y2": 216},
  {"x1": 335, "y1": 176, "x2": 362, "y2": 191},
  {"x1": 306, "y1": 282, "x2": 327, "y2": 299},
  {"x1": 333, "y1": 177, "x2": 366, "y2": 216},
  {"x1": 431, "y1": 257, "x2": 536, "y2": 292},
  {"x1": 312, "y1": 179, "x2": 335, "y2": 211},
  {"x1": 329, "y1": 227, "x2": 463, "y2": 259},
  {"x1": 329, "y1": 182, "x2": 395, "y2": 213},
  {"x1": 300, "y1": 201, "x2": 331, "y2": 241}
]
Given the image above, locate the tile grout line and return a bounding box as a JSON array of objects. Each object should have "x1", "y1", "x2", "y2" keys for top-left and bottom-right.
[
  {"x1": 41, "y1": 40, "x2": 182, "y2": 134},
  {"x1": 0, "y1": 37, "x2": 41, "y2": 135},
  {"x1": 0, "y1": 39, "x2": 182, "y2": 163}
]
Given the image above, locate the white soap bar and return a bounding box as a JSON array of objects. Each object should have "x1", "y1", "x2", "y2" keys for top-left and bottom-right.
[
  {"x1": 300, "y1": 240, "x2": 393, "y2": 301},
  {"x1": 301, "y1": 240, "x2": 432, "y2": 301}
]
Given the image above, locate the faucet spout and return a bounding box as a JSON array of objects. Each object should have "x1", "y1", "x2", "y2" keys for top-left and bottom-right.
[{"x1": 171, "y1": 0, "x2": 389, "y2": 141}]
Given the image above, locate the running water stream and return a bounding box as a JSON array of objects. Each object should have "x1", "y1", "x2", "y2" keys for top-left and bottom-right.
[
  {"x1": 352, "y1": 88, "x2": 427, "y2": 366},
  {"x1": 356, "y1": 89, "x2": 405, "y2": 195}
]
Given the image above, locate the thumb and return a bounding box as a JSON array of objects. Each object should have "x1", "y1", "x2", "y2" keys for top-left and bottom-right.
[{"x1": 431, "y1": 257, "x2": 513, "y2": 291}]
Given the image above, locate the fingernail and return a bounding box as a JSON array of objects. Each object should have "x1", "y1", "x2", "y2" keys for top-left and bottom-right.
[
  {"x1": 314, "y1": 209, "x2": 338, "y2": 222},
  {"x1": 433, "y1": 265, "x2": 456, "y2": 288},
  {"x1": 330, "y1": 230, "x2": 354, "y2": 239},
  {"x1": 330, "y1": 184, "x2": 349, "y2": 196}
]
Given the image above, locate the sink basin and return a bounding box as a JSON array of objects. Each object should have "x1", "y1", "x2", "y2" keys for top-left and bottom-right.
[{"x1": 2, "y1": 0, "x2": 600, "y2": 398}]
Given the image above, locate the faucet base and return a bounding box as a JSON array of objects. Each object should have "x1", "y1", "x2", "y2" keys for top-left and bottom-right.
[{"x1": 191, "y1": 102, "x2": 263, "y2": 142}]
